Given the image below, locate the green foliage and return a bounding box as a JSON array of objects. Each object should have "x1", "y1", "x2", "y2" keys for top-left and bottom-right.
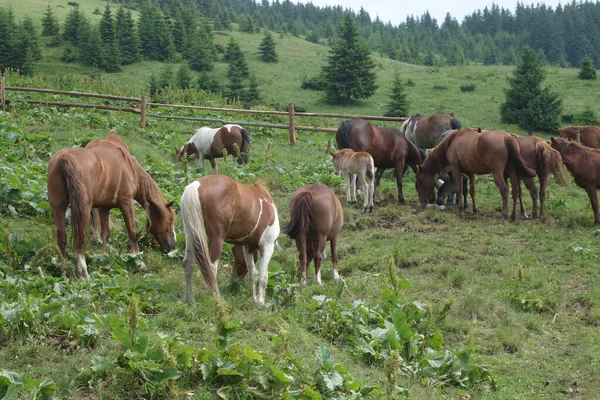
[
  {"x1": 176, "y1": 64, "x2": 193, "y2": 89},
  {"x1": 258, "y1": 32, "x2": 278, "y2": 63},
  {"x1": 460, "y1": 83, "x2": 476, "y2": 92},
  {"x1": 197, "y1": 72, "x2": 221, "y2": 93},
  {"x1": 41, "y1": 5, "x2": 59, "y2": 37},
  {"x1": 138, "y1": 1, "x2": 174, "y2": 62},
  {"x1": 187, "y1": 24, "x2": 217, "y2": 72},
  {"x1": 322, "y1": 13, "x2": 377, "y2": 104},
  {"x1": 0, "y1": 8, "x2": 41, "y2": 75},
  {"x1": 578, "y1": 56, "x2": 597, "y2": 80},
  {"x1": 575, "y1": 106, "x2": 600, "y2": 125},
  {"x1": 500, "y1": 47, "x2": 563, "y2": 134},
  {"x1": 0, "y1": 370, "x2": 58, "y2": 399},
  {"x1": 384, "y1": 72, "x2": 410, "y2": 117},
  {"x1": 115, "y1": 7, "x2": 140, "y2": 65},
  {"x1": 62, "y1": 6, "x2": 86, "y2": 46}
]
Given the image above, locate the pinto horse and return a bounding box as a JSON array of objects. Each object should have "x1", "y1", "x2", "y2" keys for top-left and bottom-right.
[
  {"x1": 174, "y1": 124, "x2": 250, "y2": 172},
  {"x1": 515, "y1": 135, "x2": 569, "y2": 218},
  {"x1": 401, "y1": 113, "x2": 462, "y2": 149},
  {"x1": 551, "y1": 137, "x2": 600, "y2": 225},
  {"x1": 558, "y1": 126, "x2": 600, "y2": 148},
  {"x1": 180, "y1": 174, "x2": 279, "y2": 305},
  {"x1": 47, "y1": 130, "x2": 176, "y2": 278},
  {"x1": 416, "y1": 127, "x2": 536, "y2": 220},
  {"x1": 284, "y1": 184, "x2": 343, "y2": 286},
  {"x1": 336, "y1": 118, "x2": 423, "y2": 204},
  {"x1": 329, "y1": 149, "x2": 375, "y2": 212}
]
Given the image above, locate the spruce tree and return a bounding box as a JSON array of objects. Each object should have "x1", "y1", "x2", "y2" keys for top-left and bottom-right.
[
  {"x1": 158, "y1": 65, "x2": 174, "y2": 90},
  {"x1": 321, "y1": 13, "x2": 377, "y2": 103},
  {"x1": 149, "y1": 72, "x2": 159, "y2": 95},
  {"x1": 224, "y1": 38, "x2": 249, "y2": 79},
  {"x1": 115, "y1": 8, "x2": 140, "y2": 65},
  {"x1": 578, "y1": 57, "x2": 597, "y2": 80},
  {"x1": 258, "y1": 32, "x2": 277, "y2": 62},
  {"x1": 244, "y1": 74, "x2": 261, "y2": 107},
  {"x1": 79, "y1": 25, "x2": 104, "y2": 69},
  {"x1": 500, "y1": 46, "x2": 562, "y2": 135},
  {"x1": 176, "y1": 64, "x2": 193, "y2": 89},
  {"x1": 187, "y1": 24, "x2": 216, "y2": 71},
  {"x1": 99, "y1": 4, "x2": 115, "y2": 45},
  {"x1": 197, "y1": 72, "x2": 220, "y2": 93},
  {"x1": 63, "y1": 6, "x2": 86, "y2": 46},
  {"x1": 138, "y1": 2, "x2": 174, "y2": 61},
  {"x1": 384, "y1": 72, "x2": 410, "y2": 117},
  {"x1": 41, "y1": 5, "x2": 60, "y2": 37}
]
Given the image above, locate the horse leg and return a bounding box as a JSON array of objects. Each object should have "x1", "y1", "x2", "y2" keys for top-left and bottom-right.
[
  {"x1": 374, "y1": 167, "x2": 385, "y2": 187},
  {"x1": 98, "y1": 207, "x2": 111, "y2": 253},
  {"x1": 209, "y1": 158, "x2": 217, "y2": 173},
  {"x1": 584, "y1": 185, "x2": 600, "y2": 226},
  {"x1": 462, "y1": 174, "x2": 469, "y2": 210},
  {"x1": 368, "y1": 173, "x2": 375, "y2": 211},
  {"x1": 358, "y1": 174, "x2": 368, "y2": 213},
  {"x1": 53, "y1": 204, "x2": 68, "y2": 273},
  {"x1": 394, "y1": 160, "x2": 406, "y2": 205},
  {"x1": 509, "y1": 169, "x2": 519, "y2": 221},
  {"x1": 452, "y1": 165, "x2": 464, "y2": 213},
  {"x1": 351, "y1": 174, "x2": 358, "y2": 204},
  {"x1": 296, "y1": 235, "x2": 308, "y2": 286},
  {"x1": 343, "y1": 173, "x2": 352, "y2": 205},
  {"x1": 256, "y1": 241, "x2": 275, "y2": 305},
  {"x1": 197, "y1": 152, "x2": 205, "y2": 169},
  {"x1": 119, "y1": 201, "x2": 146, "y2": 272},
  {"x1": 492, "y1": 172, "x2": 509, "y2": 220},
  {"x1": 91, "y1": 208, "x2": 101, "y2": 243},
  {"x1": 523, "y1": 177, "x2": 537, "y2": 218},
  {"x1": 468, "y1": 173, "x2": 477, "y2": 213},
  {"x1": 538, "y1": 172, "x2": 549, "y2": 218},
  {"x1": 73, "y1": 203, "x2": 92, "y2": 279},
  {"x1": 313, "y1": 234, "x2": 327, "y2": 285},
  {"x1": 330, "y1": 234, "x2": 340, "y2": 282}
]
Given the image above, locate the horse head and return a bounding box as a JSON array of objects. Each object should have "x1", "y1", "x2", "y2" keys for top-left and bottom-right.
[
  {"x1": 145, "y1": 200, "x2": 177, "y2": 253},
  {"x1": 329, "y1": 151, "x2": 341, "y2": 175},
  {"x1": 415, "y1": 165, "x2": 436, "y2": 206}
]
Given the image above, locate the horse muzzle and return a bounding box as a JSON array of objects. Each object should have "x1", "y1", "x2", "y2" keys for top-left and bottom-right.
[{"x1": 161, "y1": 240, "x2": 176, "y2": 253}]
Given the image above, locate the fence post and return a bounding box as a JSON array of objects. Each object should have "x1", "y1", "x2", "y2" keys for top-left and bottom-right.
[
  {"x1": 1, "y1": 76, "x2": 6, "y2": 112},
  {"x1": 288, "y1": 102, "x2": 296, "y2": 145},
  {"x1": 140, "y1": 96, "x2": 147, "y2": 129}
]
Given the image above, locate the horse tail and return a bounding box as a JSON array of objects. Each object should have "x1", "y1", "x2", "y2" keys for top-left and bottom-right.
[
  {"x1": 240, "y1": 128, "x2": 250, "y2": 162},
  {"x1": 450, "y1": 117, "x2": 462, "y2": 130},
  {"x1": 180, "y1": 180, "x2": 215, "y2": 291},
  {"x1": 535, "y1": 141, "x2": 570, "y2": 187},
  {"x1": 337, "y1": 120, "x2": 353, "y2": 149},
  {"x1": 366, "y1": 155, "x2": 375, "y2": 182},
  {"x1": 283, "y1": 191, "x2": 314, "y2": 239},
  {"x1": 55, "y1": 156, "x2": 88, "y2": 250},
  {"x1": 505, "y1": 137, "x2": 537, "y2": 178}
]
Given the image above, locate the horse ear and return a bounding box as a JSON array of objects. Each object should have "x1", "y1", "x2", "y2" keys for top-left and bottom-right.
[
  {"x1": 329, "y1": 151, "x2": 335, "y2": 157},
  {"x1": 166, "y1": 200, "x2": 174, "y2": 208},
  {"x1": 449, "y1": 112, "x2": 455, "y2": 118},
  {"x1": 416, "y1": 165, "x2": 423, "y2": 173},
  {"x1": 550, "y1": 137, "x2": 556, "y2": 143},
  {"x1": 477, "y1": 127, "x2": 482, "y2": 133}
]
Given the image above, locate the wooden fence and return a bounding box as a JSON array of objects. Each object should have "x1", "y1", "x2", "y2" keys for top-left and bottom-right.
[{"x1": 0, "y1": 76, "x2": 407, "y2": 144}]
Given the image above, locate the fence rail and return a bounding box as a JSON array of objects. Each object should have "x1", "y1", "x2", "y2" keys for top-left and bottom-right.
[{"x1": 0, "y1": 76, "x2": 407, "y2": 143}]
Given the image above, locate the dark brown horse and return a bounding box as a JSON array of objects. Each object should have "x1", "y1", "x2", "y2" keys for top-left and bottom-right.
[
  {"x1": 558, "y1": 126, "x2": 600, "y2": 148},
  {"x1": 515, "y1": 135, "x2": 569, "y2": 218},
  {"x1": 284, "y1": 184, "x2": 343, "y2": 286},
  {"x1": 180, "y1": 174, "x2": 279, "y2": 305},
  {"x1": 47, "y1": 130, "x2": 176, "y2": 278},
  {"x1": 400, "y1": 113, "x2": 462, "y2": 149},
  {"x1": 336, "y1": 118, "x2": 423, "y2": 204},
  {"x1": 416, "y1": 127, "x2": 536, "y2": 219},
  {"x1": 551, "y1": 137, "x2": 600, "y2": 225},
  {"x1": 174, "y1": 124, "x2": 250, "y2": 172}
]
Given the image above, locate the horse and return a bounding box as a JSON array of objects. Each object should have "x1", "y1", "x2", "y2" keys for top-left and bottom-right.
[
  {"x1": 400, "y1": 113, "x2": 462, "y2": 149},
  {"x1": 47, "y1": 130, "x2": 176, "y2": 278},
  {"x1": 551, "y1": 137, "x2": 600, "y2": 225},
  {"x1": 435, "y1": 168, "x2": 469, "y2": 210},
  {"x1": 515, "y1": 135, "x2": 569, "y2": 218},
  {"x1": 336, "y1": 118, "x2": 423, "y2": 204},
  {"x1": 329, "y1": 149, "x2": 375, "y2": 212},
  {"x1": 180, "y1": 174, "x2": 279, "y2": 305},
  {"x1": 174, "y1": 124, "x2": 250, "y2": 172},
  {"x1": 558, "y1": 126, "x2": 600, "y2": 148},
  {"x1": 415, "y1": 127, "x2": 537, "y2": 220},
  {"x1": 283, "y1": 184, "x2": 343, "y2": 286}
]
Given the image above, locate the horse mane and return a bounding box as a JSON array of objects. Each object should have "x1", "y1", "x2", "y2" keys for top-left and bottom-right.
[
  {"x1": 422, "y1": 130, "x2": 457, "y2": 173},
  {"x1": 553, "y1": 137, "x2": 595, "y2": 157}
]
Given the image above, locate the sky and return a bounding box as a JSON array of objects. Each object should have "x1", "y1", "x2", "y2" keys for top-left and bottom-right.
[{"x1": 295, "y1": 0, "x2": 566, "y2": 26}]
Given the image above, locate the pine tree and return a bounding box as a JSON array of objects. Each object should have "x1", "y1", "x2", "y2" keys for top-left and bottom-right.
[
  {"x1": 384, "y1": 72, "x2": 410, "y2": 117},
  {"x1": 79, "y1": 25, "x2": 103, "y2": 69},
  {"x1": 41, "y1": 5, "x2": 60, "y2": 37},
  {"x1": 322, "y1": 13, "x2": 377, "y2": 104},
  {"x1": 101, "y1": 40, "x2": 121, "y2": 72},
  {"x1": 578, "y1": 56, "x2": 597, "y2": 80},
  {"x1": 149, "y1": 72, "x2": 159, "y2": 95},
  {"x1": 197, "y1": 72, "x2": 220, "y2": 93},
  {"x1": 176, "y1": 64, "x2": 193, "y2": 89},
  {"x1": 0, "y1": 8, "x2": 18, "y2": 72},
  {"x1": 258, "y1": 32, "x2": 277, "y2": 62},
  {"x1": 99, "y1": 4, "x2": 115, "y2": 45},
  {"x1": 225, "y1": 68, "x2": 245, "y2": 103},
  {"x1": 158, "y1": 65, "x2": 174, "y2": 90},
  {"x1": 243, "y1": 74, "x2": 261, "y2": 107},
  {"x1": 224, "y1": 38, "x2": 249, "y2": 79},
  {"x1": 187, "y1": 24, "x2": 216, "y2": 71},
  {"x1": 115, "y1": 8, "x2": 140, "y2": 65},
  {"x1": 500, "y1": 47, "x2": 562, "y2": 134},
  {"x1": 63, "y1": 6, "x2": 86, "y2": 46},
  {"x1": 138, "y1": 2, "x2": 174, "y2": 61}
]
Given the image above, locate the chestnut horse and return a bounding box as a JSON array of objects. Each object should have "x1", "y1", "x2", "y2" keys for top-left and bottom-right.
[
  {"x1": 416, "y1": 127, "x2": 536, "y2": 220},
  {"x1": 47, "y1": 130, "x2": 176, "y2": 278},
  {"x1": 558, "y1": 126, "x2": 600, "y2": 148},
  {"x1": 180, "y1": 174, "x2": 279, "y2": 305},
  {"x1": 515, "y1": 135, "x2": 569, "y2": 218},
  {"x1": 551, "y1": 137, "x2": 600, "y2": 225},
  {"x1": 400, "y1": 113, "x2": 462, "y2": 149},
  {"x1": 336, "y1": 118, "x2": 423, "y2": 204},
  {"x1": 284, "y1": 184, "x2": 343, "y2": 286},
  {"x1": 329, "y1": 149, "x2": 375, "y2": 212},
  {"x1": 174, "y1": 124, "x2": 250, "y2": 172}
]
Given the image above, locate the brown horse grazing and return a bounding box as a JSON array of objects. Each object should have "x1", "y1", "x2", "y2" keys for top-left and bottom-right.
[
  {"x1": 415, "y1": 127, "x2": 537, "y2": 220},
  {"x1": 284, "y1": 184, "x2": 343, "y2": 286},
  {"x1": 47, "y1": 130, "x2": 176, "y2": 278},
  {"x1": 336, "y1": 118, "x2": 423, "y2": 204},
  {"x1": 174, "y1": 124, "x2": 250, "y2": 172},
  {"x1": 515, "y1": 135, "x2": 569, "y2": 218},
  {"x1": 180, "y1": 174, "x2": 279, "y2": 305},
  {"x1": 400, "y1": 113, "x2": 462, "y2": 149},
  {"x1": 558, "y1": 126, "x2": 600, "y2": 148},
  {"x1": 551, "y1": 137, "x2": 600, "y2": 225}
]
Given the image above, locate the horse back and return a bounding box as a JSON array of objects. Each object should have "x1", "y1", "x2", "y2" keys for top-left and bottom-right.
[
  {"x1": 336, "y1": 119, "x2": 372, "y2": 152},
  {"x1": 288, "y1": 184, "x2": 343, "y2": 239},
  {"x1": 210, "y1": 125, "x2": 244, "y2": 157}
]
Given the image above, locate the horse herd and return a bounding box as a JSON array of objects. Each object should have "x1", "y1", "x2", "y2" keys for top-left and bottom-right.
[{"x1": 46, "y1": 117, "x2": 600, "y2": 305}]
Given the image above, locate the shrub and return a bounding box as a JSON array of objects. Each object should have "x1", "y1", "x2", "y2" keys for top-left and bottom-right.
[
  {"x1": 460, "y1": 83, "x2": 476, "y2": 92},
  {"x1": 433, "y1": 85, "x2": 448, "y2": 91},
  {"x1": 301, "y1": 74, "x2": 327, "y2": 91}
]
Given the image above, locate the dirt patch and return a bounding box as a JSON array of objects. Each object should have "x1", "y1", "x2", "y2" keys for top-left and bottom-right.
[{"x1": 397, "y1": 259, "x2": 421, "y2": 269}]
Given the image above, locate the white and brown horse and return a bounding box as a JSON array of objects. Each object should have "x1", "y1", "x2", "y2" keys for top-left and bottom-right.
[
  {"x1": 284, "y1": 184, "x2": 343, "y2": 286},
  {"x1": 47, "y1": 130, "x2": 176, "y2": 278},
  {"x1": 174, "y1": 124, "x2": 250, "y2": 172},
  {"x1": 330, "y1": 149, "x2": 375, "y2": 212},
  {"x1": 401, "y1": 113, "x2": 462, "y2": 149},
  {"x1": 180, "y1": 174, "x2": 279, "y2": 305}
]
